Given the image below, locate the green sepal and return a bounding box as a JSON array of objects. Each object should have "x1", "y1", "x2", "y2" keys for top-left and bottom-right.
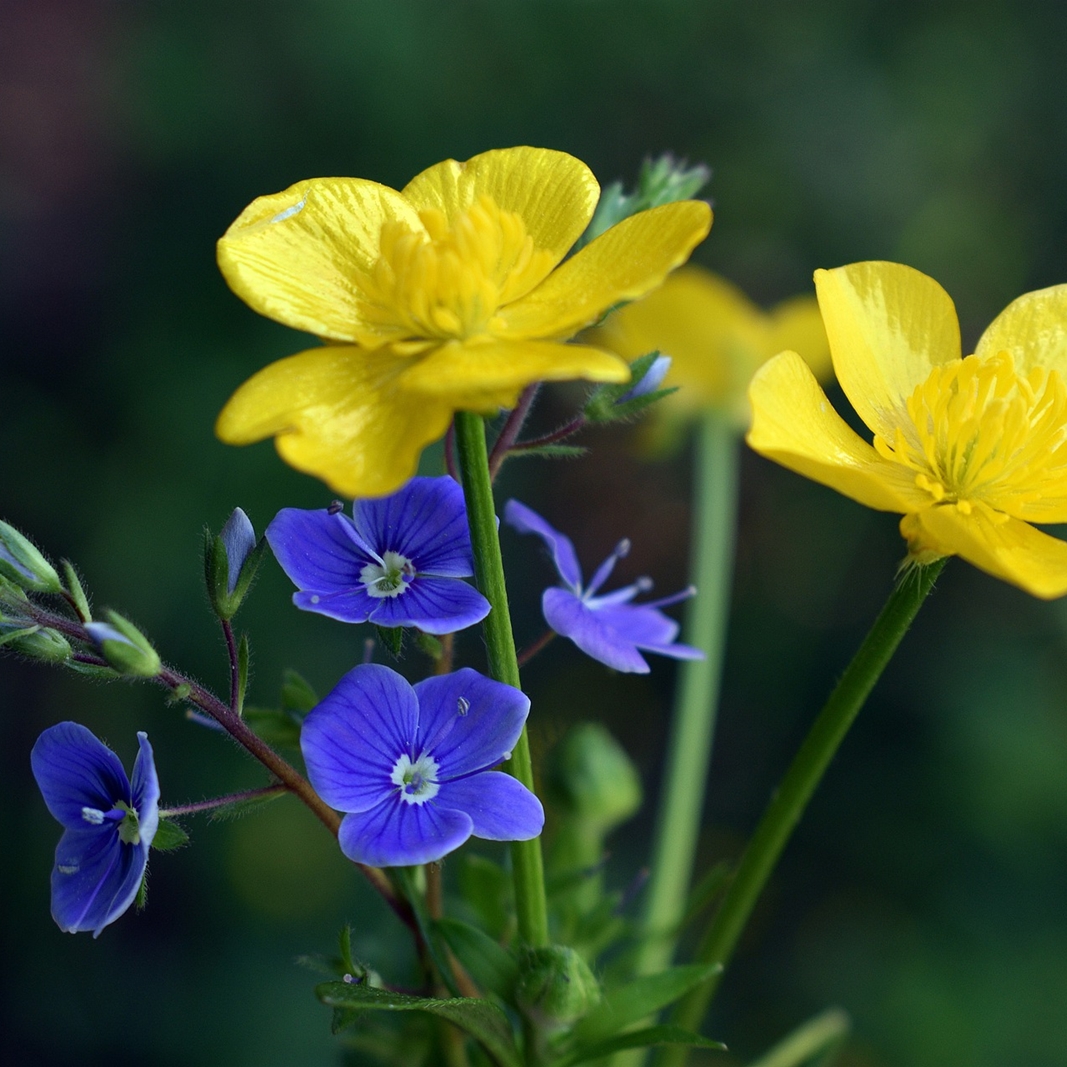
[
  {"x1": 585, "y1": 352, "x2": 677, "y2": 424},
  {"x1": 573, "y1": 963, "x2": 722, "y2": 1044},
  {"x1": 92, "y1": 610, "x2": 161, "y2": 678},
  {"x1": 434, "y1": 918, "x2": 520, "y2": 1001},
  {"x1": 558, "y1": 1024, "x2": 726, "y2": 1067},
  {"x1": 375, "y1": 625, "x2": 404, "y2": 659},
  {"x1": 0, "y1": 573, "x2": 30, "y2": 608},
  {"x1": 135, "y1": 870, "x2": 149, "y2": 911},
  {"x1": 151, "y1": 817, "x2": 190, "y2": 851},
  {"x1": 0, "y1": 623, "x2": 72, "y2": 663},
  {"x1": 0, "y1": 519, "x2": 62, "y2": 593},
  {"x1": 237, "y1": 633, "x2": 250, "y2": 715},
  {"x1": 317, "y1": 982, "x2": 523, "y2": 1067},
  {"x1": 60, "y1": 560, "x2": 92, "y2": 621},
  {"x1": 65, "y1": 659, "x2": 118, "y2": 680},
  {"x1": 203, "y1": 526, "x2": 266, "y2": 621},
  {"x1": 573, "y1": 154, "x2": 711, "y2": 252}
]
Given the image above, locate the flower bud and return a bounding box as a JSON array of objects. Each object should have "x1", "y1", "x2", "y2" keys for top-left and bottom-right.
[
  {"x1": 0, "y1": 623, "x2": 72, "y2": 662},
  {"x1": 545, "y1": 723, "x2": 642, "y2": 834},
  {"x1": 516, "y1": 945, "x2": 601, "y2": 1036},
  {"x1": 85, "y1": 612, "x2": 161, "y2": 678},
  {"x1": 204, "y1": 508, "x2": 264, "y2": 620},
  {"x1": 617, "y1": 354, "x2": 671, "y2": 403},
  {"x1": 0, "y1": 520, "x2": 62, "y2": 593}
]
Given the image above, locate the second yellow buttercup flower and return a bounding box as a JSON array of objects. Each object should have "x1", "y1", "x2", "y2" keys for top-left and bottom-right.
[{"x1": 215, "y1": 147, "x2": 711, "y2": 496}]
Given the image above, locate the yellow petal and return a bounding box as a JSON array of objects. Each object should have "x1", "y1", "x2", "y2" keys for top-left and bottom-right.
[
  {"x1": 215, "y1": 346, "x2": 454, "y2": 498},
  {"x1": 399, "y1": 338, "x2": 630, "y2": 405},
  {"x1": 974, "y1": 283, "x2": 1067, "y2": 378},
  {"x1": 766, "y1": 295, "x2": 832, "y2": 382},
  {"x1": 747, "y1": 351, "x2": 928, "y2": 512},
  {"x1": 814, "y1": 262, "x2": 961, "y2": 441},
  {"x1": 905, "y1": 506, "x2": 1067, "y2": 599},
  {"x1": 401, "y1": 147, "x2": 599, "y2": 285},
  {"x1": 217, "y1": 178, "x2": 422, "y2": 343},
  {"x1": 495, "y1": 201, "x2": 713, "y2": 341},
  {"x1": 591, "y1": 267, "x2": 762, "y2": 411}
]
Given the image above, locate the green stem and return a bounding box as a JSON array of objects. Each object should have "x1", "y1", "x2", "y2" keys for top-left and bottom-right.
[
  {"x1": 657, "y1": 557, "x2": 947, "y2": 1067},
  {"x1": 637, "y1": 412, "x2": 738, "y2": 977},
  {"x1": 453, "y1": 411, "x2": 550, "y2": 949}
]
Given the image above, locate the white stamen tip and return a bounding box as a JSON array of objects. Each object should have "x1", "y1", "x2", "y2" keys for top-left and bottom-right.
[
  {"x1": 636, "y1": 576, "x2": 653, "y2": 591},
  {"x1": 310, "y1": 595, "x2": 320, "y2": 604},
  {"x1": 271, "y1": 196, "x2": 306, "y2": 223},
  {"x1": 57, "y1": 863, "x2": 79, "y2": 875},
  {"x1": 616, "y1": 538, "x2": 631, "y2": 558},
  {"x1": 457, "y1": 697, "x2": 470, "y2": 716},
  {"x1": 81, "y1": 806, "x2": 105, "y2": 825}
]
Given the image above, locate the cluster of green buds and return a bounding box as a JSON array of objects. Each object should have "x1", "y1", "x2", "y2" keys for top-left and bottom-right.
[{"x1": 0, "y1": 518, "x2": 162, "y2": 679}]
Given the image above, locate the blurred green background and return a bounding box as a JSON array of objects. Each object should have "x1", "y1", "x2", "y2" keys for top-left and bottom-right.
[{"x1": 4, "y1": 1, "x2": 1067, "y2": 1065}]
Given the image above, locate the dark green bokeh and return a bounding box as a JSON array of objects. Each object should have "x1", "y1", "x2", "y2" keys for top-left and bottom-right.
[{"x1": 4, "y1": 1, "x2": 1067, "y2": 1064}]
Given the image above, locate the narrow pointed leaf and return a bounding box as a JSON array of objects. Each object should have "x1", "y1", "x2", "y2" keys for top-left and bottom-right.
[
  {"x1": 317, "y1": 982, "x2": 523, "y2": 1067},
  {"x1": 559, "y1": 1024, "x2": 725, "y2": 1066},
  {"x1": 435, "y1": 917, "x2": 520, "y2": 1000},
  {"x1": 151, "y1": 817, "x2": 190, "y2": 851}
]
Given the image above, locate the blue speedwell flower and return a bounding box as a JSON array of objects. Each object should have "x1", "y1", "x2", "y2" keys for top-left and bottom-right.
[
  {"x1": 267, "y1": 475, "x2": 490, "y2": 635},
  {"x1": 505, "y1": 500, "x2": 704, "y2": 673},
  {"x1": 31, "y1": 722, "x2": 159, "y2": 936},
  {"x1": 301, "y1": 664, "x2": 544, "y2": 866}
]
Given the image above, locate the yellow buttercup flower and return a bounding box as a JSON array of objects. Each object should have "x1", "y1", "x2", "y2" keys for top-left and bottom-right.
[
  {"x1": 747, "y1": 260, "x2": 1067, "y2": 598},
  {"x1": 215, "y1": 147, "x2": 712, "y2": 496},
  {"x1": 589, "y1": 265, "x2": 830, "y2": 427}
]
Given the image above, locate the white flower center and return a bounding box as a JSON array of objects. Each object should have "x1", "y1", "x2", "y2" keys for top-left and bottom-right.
[
  {"x1": 390, "y1": 753, "x2": 441, "y2": 806},
  {"x1": 360, "y1": 551, "x2": 416, "y2": 599}
]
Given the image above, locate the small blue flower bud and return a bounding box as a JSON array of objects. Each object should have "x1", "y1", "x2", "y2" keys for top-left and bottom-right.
[
  {"x1": 616, "y1": 354, "x2": 671, "y2": 404},
  {"x1": 205, "y1": 508, "x2": 264, "y2": 620},
  {"x1": 0, "y1": 520, "x2": 62, "y2": 593},
  {"x1": 85, "y1": 612, "x2": 161, "y2": 678},
  {"x1": 0, "y1": 622, "x2": 72, "y2": 662}
]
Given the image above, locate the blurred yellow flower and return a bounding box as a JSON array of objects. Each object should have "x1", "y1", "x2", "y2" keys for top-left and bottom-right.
[
  {"x1": 748, "y1": 260, "x2": 1067, "y2": 598},
  {"x1": 589, "y1": 265, "x2": 830, "y2": 428},
  {"x1": 215, "y1": 146, "x2": 711, "y2": 496}
]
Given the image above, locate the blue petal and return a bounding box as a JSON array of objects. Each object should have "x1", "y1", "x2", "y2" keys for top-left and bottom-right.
[
  {"x1": 337, "y1": 795, "x2": 473, "y2": 866},
  {"x1": 353, "y1": 477, "x2": 474, "y2": 577},
  {"x1": 31, "y1": 723, "x2": 131, "y2": 829},
  {"x1": 301, "y1": 664, "x2": 418, "y2": 813},
  {"x1": 266, "y1": 508, "x2": 373, "y2": 593},
  {"x1": 436, "y1": 772, "x2": 544, "y2": 841},
  {"x1": 131, "y1": 732, "x2": 160, "y2": 848},
  {"x1": 591, "y1": 603, "x2": 703, "y2": 661},
  {"x1": 542, "y1": 588, "x2": 651, "y2": 673},
  {"x1": 219, "y1": 508, "x2": 257, "y2": 594},
  {"x1": 504, "y1": 500, "x2": 583, "y2": 592},
  {"x1": 367, "y1": 577, "x2": 490, "y2": 634},
  {"x1": 50, "y1": 827, "x2": 148, "y2": 937},
  {"x1": 292, "y1": 586, "x2": 382, "y2": 624},
  {"x1": 413, "y1": 668, "x2": 530, "y2": 778}
]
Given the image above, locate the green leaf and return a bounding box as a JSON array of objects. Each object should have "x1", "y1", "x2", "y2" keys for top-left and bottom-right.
[
  {"x1": 558, "y1": 1024, "x2": 725, "y2": 1066},
  {"x1": 317, "y1": 982, "x2": 522, "y2": 1067},
  {"x1": 281, "y1": 668, "x2": 319, "y2": 714},
  {"x1": 745, "y1": 1007, "x2": 849, "y2": 1067},
  {"x1": 151, "y1": 817, "x2": 190, "y2": 851},
  {"x1": 434, "y1": 918, "x2": 520, "y2": 1000},
  {"x1": 237, "y1": 633, "x2": 250, "y2": 715},
  {"x1": 339, "y1": 923, "x2": 358, "y2": 976},
  {"x1": 243, "y1": 705, "x2": 303, "y2": 747},
  {"x1": 392, "y1": 867, "x2": 461, "y2": 996},
  {"x1": 135, "y1": 870, "x2": 149, "y2": 911},
  {"x1": 375, "y1": 625, "x2": 404, "y2": 658},
  {"x1": 574, "y1": 963, "x2": 723, "y2": 1043},
  {"x1": 458, "y1": 854, "x2": 511, "y2": 941},
  {"x1": 681, "y1": 860, "x2": 732, "y2": 929}
]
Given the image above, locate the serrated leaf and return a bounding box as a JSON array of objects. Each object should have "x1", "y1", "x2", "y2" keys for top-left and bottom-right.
[
  {"x1": 281, "y1": 668, "x2": 319, "y2": 714},
  {"x1": 151, "y1": 817, "x2": 190, "y2": 851},
  {"x1": 574, "y1": 963, "x2": 723, "y2": 1044},
  {"x1": 434, "y1": 918, "x2": 520, "y2": 1000},
  {"x1": 559, "y1": 1024, "x2": 725, "y2": 1066},
  {"x1": 317, "y1": 982, "x2": 522, "y2": 1067}
]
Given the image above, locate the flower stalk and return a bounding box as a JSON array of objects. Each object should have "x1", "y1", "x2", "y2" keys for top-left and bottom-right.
[
  {"x1": 658, "y1": 557, "x2": 947, "y2": 1066},
  {"x1": 453, "y1": 410, "x2": 550, "y2": 949},
  {"x1": 638, "y1": 412, "x2": 739, "y2": 977}
]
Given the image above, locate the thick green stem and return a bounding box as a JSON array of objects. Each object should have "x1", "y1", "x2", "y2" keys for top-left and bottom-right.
[
  {"x1": 657, "y1": 557, "x2": 947, "y2": 1067},
  {"x1": 638, "y1": 412, "x2": 738, "y2": 977},
  {"x1": 453, "y1": 411, "x2": 550, "y2": 949}
]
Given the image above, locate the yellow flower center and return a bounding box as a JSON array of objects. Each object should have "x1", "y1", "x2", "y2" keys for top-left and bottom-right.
[
  {"x1": 354, "y1": 195, "x2": 555, "y2": 353},
  {"x1": 874, "y1": 351, "x2": 1067, "y2": 519}
]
